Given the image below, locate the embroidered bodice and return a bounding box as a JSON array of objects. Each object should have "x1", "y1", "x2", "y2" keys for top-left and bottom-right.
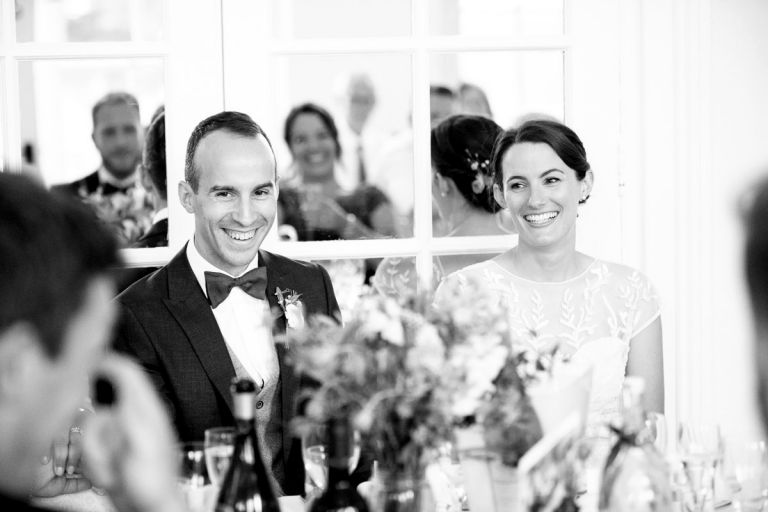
[{"x1": 436, "y1": 258, "x2": 660, "y2": 429}]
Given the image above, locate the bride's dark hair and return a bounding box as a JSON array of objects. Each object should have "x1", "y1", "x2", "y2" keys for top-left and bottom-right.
[
  {"x1": 431, "y1": 114, "x2": 503, "y2": 213},
  {"x1": 491, "y1": 119, "x2": 592, "y2": 204}
]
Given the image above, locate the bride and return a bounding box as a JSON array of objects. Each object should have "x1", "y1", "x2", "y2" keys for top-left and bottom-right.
[{"x1": 435, "y1": 119, "x2": 663, "y2": 428}]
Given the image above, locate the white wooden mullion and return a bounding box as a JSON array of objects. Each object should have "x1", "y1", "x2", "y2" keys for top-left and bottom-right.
[
  {"x1": 1, "y1": 0, "x2": 21, "y2": 174},
  {"x1": 9, "y1": 41, "x2": 169, "y2": 59},
  {"x1": 267, "y1": 35, "x2": 569, "y2": 55}
]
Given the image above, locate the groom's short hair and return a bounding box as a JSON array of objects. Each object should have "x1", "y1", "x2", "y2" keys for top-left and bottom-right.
[
  {"x1": 0, "y1": 173, "x2": 119, "y2": 356},
  {"x1": 184, "y1": 111, "x2": 276, "y2": 192}
]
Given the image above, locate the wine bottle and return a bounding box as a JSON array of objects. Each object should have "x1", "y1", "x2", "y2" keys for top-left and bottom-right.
[
  {"x1": 599, "y1": 377, "x2": 673, "y2": 512},
  {"x1": 215, "y1": 377, "x2": 281, "y2": 512},
  {"x1": 309, "y1": 416, "x2": 370, "y2": 512}
]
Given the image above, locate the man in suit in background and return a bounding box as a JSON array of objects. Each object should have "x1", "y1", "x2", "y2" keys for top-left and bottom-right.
[
  {"x1": 53, "y1": 91, "x2": 153, "y2": 245},
  {"x1": 114, "y1": 111, "x2": 341, "y2": 496}
]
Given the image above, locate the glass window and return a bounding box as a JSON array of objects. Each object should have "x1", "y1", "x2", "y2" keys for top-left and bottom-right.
[
  {"x1": 272, "y1": 0, "x2": 412, "y2": 39},
  {"x1": 428, "y1": 50, "x2": 563, "y2": 238},
  {"x1": 15, "y1": 0, "x2": 164, "y2": 43},
  {"x1": 18, "y1": 58, "x2": 165, "y2": 247},
  {"x1": 429, "y1": 0, "x2": 563, "y2": 37},
  {"x1": 272, "y1": 53, "x2": 414, "y2": 241}
]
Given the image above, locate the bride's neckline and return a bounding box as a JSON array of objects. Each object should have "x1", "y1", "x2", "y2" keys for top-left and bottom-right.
[{"x1": 489, "y1": 257, "x2": 599, "y2": 285}]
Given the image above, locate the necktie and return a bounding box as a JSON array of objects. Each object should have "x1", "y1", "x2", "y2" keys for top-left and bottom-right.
[
  {"x1": 356, "y1": 142, "x2": 367, "y2": 184},
  {"x1": 204, "y1": 267, "x2": 267, "y2": 308}
]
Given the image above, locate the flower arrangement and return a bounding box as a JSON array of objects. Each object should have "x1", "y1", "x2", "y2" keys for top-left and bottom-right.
[
  {"x1": 283, "y1": 277, "x2": 559, "y2": 475},
  {"x1": 81, "y1": 186, "x2": 153, "y2": 245}
]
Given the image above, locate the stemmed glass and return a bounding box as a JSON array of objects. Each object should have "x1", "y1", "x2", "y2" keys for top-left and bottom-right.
[
  {"x1": 724, "y1": 440, "x2": 768, "y2": 512},
  {"x1": 204, "y1": 427, "x2": 236, "y2": 487},
  {"x1": 302, "y1": 423, "x2": 362, "y2": 498},
  {"x1": 177, "y1": 442, "x2": 212, "y2": 512},
  {"x1": 677, "y1": 422, "x2": 723, "y2": 512}
]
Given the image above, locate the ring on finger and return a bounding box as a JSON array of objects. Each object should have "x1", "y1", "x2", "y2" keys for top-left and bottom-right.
[{"x1": 69, "y1": 426, "x2": 83, "y2": 435}]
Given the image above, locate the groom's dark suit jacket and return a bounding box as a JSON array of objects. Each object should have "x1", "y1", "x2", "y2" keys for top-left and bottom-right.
[{"x1": 113, "y1": 246, "x2": 340, "y2": 495}]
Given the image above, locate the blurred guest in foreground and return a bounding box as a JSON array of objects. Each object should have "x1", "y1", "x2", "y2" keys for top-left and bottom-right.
[
  {"x1": 0, "y1": 173, "x2": 183, "y2": 512},
  {"x1": 744, "y1": 176, "x2": 768, "y2": 429},
  {"x1": 278, "y1": 102, "x2": 396, "y2": 242},
  {"x1": 435, "y1": 120, "x2": 664, "y2": 429},
  {"x1": 53, "y1": 91, "x2": 153, "y2": 246}
]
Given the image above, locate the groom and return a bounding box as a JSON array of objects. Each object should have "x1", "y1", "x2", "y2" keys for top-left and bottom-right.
[{"x1": 114, "y1": 111, "x2": 341, "y2": 496}]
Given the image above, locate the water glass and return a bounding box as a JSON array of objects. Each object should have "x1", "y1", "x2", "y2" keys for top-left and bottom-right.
[
  {"x1": 646, "y1": 411, "x2": 669, "y2": 455},
  {"x1": 177, "y1": 442, "x2": 212, "y2": 512},
  {"x1": 302, "y1": 424, "x2": 362, "y2": 497},
  {"x1": 725, "y1": 440, "x2": 768, "y2": 512},
  {"x1": 677, "y1": 422, "x2": 723, "y2": 512},
  {"x1": 204, "y1": 427, "x2": 236, "y2": 487}
]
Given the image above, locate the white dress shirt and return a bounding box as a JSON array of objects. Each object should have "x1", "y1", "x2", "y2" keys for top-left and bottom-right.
[{"x1": 185, "y1": 240, "x2": 279, "y2": 390}]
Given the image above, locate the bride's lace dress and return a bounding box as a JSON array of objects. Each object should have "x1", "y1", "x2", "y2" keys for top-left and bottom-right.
[{"x1": 436, "y1": 258, "x2": 660, "y2": 429}]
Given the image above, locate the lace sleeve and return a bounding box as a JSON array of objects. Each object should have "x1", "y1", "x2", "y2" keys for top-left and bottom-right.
[{"x1": 630, "y1": 270, "x2": 661, "y2": 338}]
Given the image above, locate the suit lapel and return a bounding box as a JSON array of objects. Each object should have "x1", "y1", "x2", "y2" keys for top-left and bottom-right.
[
  {"x1": 163, "y1": 248, "x2": 236, "y2": 414},
  {"x1": 261, "y1": 250, "x2": 299, "y2": 464}
]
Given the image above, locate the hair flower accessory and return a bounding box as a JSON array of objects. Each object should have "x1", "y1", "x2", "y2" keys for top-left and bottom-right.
[
  {"x1": 275, "y1": 287, "x2": 305, "y2": 329},
  {"x1": 464, "y1": 149, "x2": 492, "y2": 194}
]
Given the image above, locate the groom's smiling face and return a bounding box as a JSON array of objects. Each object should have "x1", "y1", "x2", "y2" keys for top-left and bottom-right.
[{"x1": 180, "y1": 130, "x2": 278, "y2": 276}]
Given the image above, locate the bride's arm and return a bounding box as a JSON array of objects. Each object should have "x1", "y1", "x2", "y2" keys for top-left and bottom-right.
[{"x1": 627, "y1": 316, "x2": 665, "y2": 413}]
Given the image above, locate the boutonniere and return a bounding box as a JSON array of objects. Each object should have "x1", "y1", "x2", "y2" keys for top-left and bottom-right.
[{"x1": 275, "y1": 287, "x2": 305, "y2": 329}]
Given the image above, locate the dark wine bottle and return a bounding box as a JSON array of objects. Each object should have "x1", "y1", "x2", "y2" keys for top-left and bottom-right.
[
  {"x1": 215, "y1": 377, "x2": 281, "y2": 512},
  {"x1": 309, "y1": 416, "x2": 370, "y2": 512}
]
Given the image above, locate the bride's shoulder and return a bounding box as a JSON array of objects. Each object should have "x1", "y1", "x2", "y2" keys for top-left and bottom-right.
[{"x1": 589, "y1": 258, "x2": 657, "y2": 288}]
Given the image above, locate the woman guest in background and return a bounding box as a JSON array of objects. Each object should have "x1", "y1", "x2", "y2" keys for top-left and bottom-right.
[
  {"x1": 277, "y1": 102, "x2": 396, "y2": 243},
  {"x1": 374, "y1": 114, "x2": 511, "y2": 296},
  {"x1": 436, "y1": 119, "x2": 664, "y2": 429}
]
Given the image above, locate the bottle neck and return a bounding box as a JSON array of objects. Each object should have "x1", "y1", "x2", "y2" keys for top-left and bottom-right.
[
  {"x1": 326, "y1": 417, "x2": 353, "y2": 482},
  {"x1": 233, "y1": 392, "x2": 255, "y2": 421}
]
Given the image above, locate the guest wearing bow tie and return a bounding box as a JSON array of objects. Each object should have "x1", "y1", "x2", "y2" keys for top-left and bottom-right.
[
  {"x1": 113, "y1": 111, "x2": 341, "y2": 496},
  {"x1": 52, "y1": 91, "x2": 153, "y2": 245}
]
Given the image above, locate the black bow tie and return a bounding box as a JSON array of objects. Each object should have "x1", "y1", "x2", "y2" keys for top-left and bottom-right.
[
  {"x1": 204, "y1": 267, "x2": 267, "y2": 308},
  {"x1": 101, "y1": 182, "x2": 133, "y2": 195}
]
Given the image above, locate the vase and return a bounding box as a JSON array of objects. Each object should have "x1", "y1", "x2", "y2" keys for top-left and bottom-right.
[
  {"x1": 455, "y1": 425, "x2": 519, "y2": 512},
  {"x1": 370, "y1": 468, "x2": 435, "y2": 512}
]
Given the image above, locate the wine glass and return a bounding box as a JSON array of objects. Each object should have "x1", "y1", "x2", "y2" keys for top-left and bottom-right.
[
  {"x1": 204, "y1": 426, "x2": 236, "y2": 487},
  {"x1": 302, "y1": 424, "x2": 362, "y2": 498},
  {"x1": 724, "y1": 440, "x2": 768, "y2": 512},
  {"x1": 177, "y1": 442, "x2": 212, "y2": 512},
  {"x1": 645, "y1": 411, "x2": 669, "y2": 454},
  {"x1": 677, "y1": 422, "x2": 723, "y2": 512}
]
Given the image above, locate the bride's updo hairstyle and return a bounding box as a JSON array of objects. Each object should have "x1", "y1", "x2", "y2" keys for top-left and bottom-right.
[
  {"x1": 431, "y1": 114, "x2": 504, "y2": 213},
  {"x1": 491, "y1": 119, "x2": 592, "y2": 204}
]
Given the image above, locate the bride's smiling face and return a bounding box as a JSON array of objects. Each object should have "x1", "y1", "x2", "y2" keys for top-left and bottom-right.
[{"x1": 493, "y1": 141, "x2": 592, "y2": 249}]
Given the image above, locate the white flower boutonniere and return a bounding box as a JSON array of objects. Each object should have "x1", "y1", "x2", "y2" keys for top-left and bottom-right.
[{"x1": 275, "y1": 287, "x2": 305, "y2": 329}]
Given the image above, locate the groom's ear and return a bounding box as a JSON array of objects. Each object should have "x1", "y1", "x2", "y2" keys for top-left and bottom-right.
[{"x1": 178, "y1": 181, "x2": 196, "y2": 214}]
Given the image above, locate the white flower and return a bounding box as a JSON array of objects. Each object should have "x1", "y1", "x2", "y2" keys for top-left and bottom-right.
[
  {"x1": 285, "y1": 302, "x2": 305, "y2": 329},
  {"x1": 407, "y1": 323, "x2": 445, "y2": 374}
]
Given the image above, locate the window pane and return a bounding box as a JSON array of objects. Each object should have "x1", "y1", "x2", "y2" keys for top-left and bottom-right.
[
  {"x1": 18, "y1": 59, "x2": 165, "y2": 247},
  {"x1": 16, "y1": 0, "x2": 164, "y2": 43},
  {"x1": 272, "y1": 0, "x2": 411, "y2": 39},
  {"x1": 273, "y1": 53, "x2": 414, "y2": 241},
  {"x1": 429, "y1": 0, "x2": 563, "y2": 37},
  {"x1": 429, "y1": 51, "x2": 563, "y2": 238}
]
